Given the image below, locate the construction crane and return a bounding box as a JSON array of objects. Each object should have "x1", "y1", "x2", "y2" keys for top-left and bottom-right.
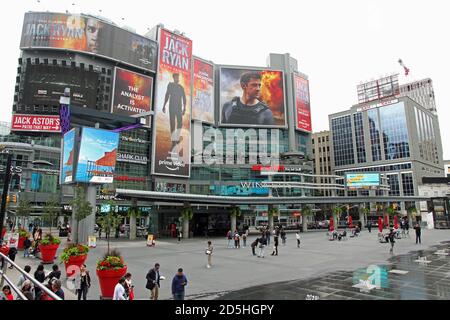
[{"x1": 398, "y1": 59, "x2": 410, "y2": 76}]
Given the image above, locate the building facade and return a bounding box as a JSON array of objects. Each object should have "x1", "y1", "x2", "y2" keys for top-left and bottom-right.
[
  {"x1": 311, "y1": 131, "x2": 332, "y2": 196},
  {"x1": 399, "y1": 78, "x2": 437, "y2": 114},
  {"x1": 329, "y1": 96, "x2": 444, "y2": 214}
]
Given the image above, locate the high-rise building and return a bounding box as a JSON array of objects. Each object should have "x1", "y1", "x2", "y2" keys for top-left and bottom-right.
[
  {"x1": 311, "y1": 131, "x2": 332, "y2": 196},
  {"x1": 399, "y1": 78, "x2": 437, "y2": 114},
  {"x1": 0, "y1": 122, "x2": 10, "y2": 136}
]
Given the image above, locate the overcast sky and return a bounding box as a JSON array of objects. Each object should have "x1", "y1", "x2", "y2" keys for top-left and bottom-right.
[{"x1": 3, "y1": 0, "x2": 449, "y2": 159}]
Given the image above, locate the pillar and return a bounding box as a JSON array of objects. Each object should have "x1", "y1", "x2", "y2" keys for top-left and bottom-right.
[
  {"x1": 129, "y1": 198, "x2": 137, "y2": 241},
  {"x1": 231, "y1": 214, "x2": 237, "y2": 233},
  {"x1": 74, "y1": 185, "x2": 96, "y2": 244}
]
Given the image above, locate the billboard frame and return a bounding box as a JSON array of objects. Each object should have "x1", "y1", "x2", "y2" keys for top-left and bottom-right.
[
  {"x1": 110, "y1": 66, "x2": 154, "y2": 116},
  {"x1": 218, "y1": 65, "x2": 288, "y2": 129},
  {"x1": 191, "y1": 55, "x2": 215, "y2": 125},
  {"x1": 59, "y1": 127, "x2": 80, "y2": 185},
  {"x1": 151, "y1": 26, "x2": 193, "y2": 178},
  {"x1": 292, "y1": 72, "x2": 312, "y2": 134}
]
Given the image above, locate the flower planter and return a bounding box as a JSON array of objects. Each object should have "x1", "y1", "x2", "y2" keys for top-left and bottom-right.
[
  {"x1": 96, "y1": 266, "x2": 127, "y2": 299},
  {"x1": 64, "y1": 254, "x2": 88, "y2": 277},
  {"x1": 18, "y1": 236, "x2": 27, "y2": 250},
  {"x1": 0, "y1": 245, "x2": 9, "y2": 256},
  {"x1": 39, "y1": 244, "x2": 60, "y2": 264}
]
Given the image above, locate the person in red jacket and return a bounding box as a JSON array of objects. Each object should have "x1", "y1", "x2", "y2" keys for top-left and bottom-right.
[{"x1": 2, "y1": 285, "x2": 14, "y2": 300}]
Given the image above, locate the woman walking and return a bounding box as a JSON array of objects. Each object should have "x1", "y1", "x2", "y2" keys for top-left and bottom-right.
[
  {"x1": 206, "y1": 241, "x2": 213, "y2": 268},
  {"x1": 75, "y1": 264, "x2": 91, "y2": 300}
]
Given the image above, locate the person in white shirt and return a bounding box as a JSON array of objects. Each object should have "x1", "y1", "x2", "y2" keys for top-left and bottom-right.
[
  {"x1": 113, "y1": 277, "x2": 127, "y2": 300},
  {"x1": 296, "y1": 232, "x2": 301, "y2": 248}
]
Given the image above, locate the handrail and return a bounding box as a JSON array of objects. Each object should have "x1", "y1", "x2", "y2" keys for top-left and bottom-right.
[
  {"x1": 0, "y1": 270, "x2": 27, "y2": 300},
  {"x1": 0, "y1": 252, "x2": 62, "y2": 300}
]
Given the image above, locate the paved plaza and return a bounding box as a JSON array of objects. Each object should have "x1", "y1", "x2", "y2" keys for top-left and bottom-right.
[{"x1": 4, "y1": 229, "x2": 450, "y2": 300}]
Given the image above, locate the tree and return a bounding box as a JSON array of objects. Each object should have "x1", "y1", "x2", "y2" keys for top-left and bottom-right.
[
  {"x1": 268, "y1": 207, "x2": 279, "y2": 232},
  {"x1": 407, "y1": 206, "x2": 417, "y2": 222},
  {"x1": 42, "y1": 198, "x2": 61, "y2": 233},
  {"x1": 15, "y1": 194, "x2": 32, "y2": 228},
  {"x1": 301, "y1": 206, "x2": 313, "y2": 232},
  {"x1": 97, "y1": 200, "x2": 121, "y2": 255},
  {"x1": 127, "y1": 206, "x2": 143, "y2": 240},
  {"x1": 180, "y1": 204, "x2": 193, "y2": 239},
  {"x1": 332, "y1": 206, "x2": 343, "y2": 226},
  {"x1": 70, "y1": 186, "x2": 94, "y2": 244}
]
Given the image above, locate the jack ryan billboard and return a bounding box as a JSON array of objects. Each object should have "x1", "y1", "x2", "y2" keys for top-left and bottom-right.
[{"x1": 293, "y1": 74, "x2": 312, "y2": 133}]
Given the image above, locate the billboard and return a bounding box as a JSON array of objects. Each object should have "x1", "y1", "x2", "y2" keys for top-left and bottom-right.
[
  {"x1": 75, "y1": 127, "x2": 120, "y2": 184},
  {"x1": 20, "y1": 12, "x2": 158, "y2": 71},
  {"x1": 192, "y1": 58, "x2": 214, "y2": 124},
  {"x1": 357, "y1": 74, "x2": 400, "y2": 104},
  {"x1": 219, "y1": 67, "x2": 286, "y2": 128},
  {"x1": 346, "y1": 173, "x2": 380, "y2": 188},
  {"x1": 293, "y1": 74, "x2": 312, "y2": 132},
  {"x1": 111, "y1": 68, "x2": 153, "y2": 116},
  {"x1": 60, "y1": 128, "x2": 76, "y2": 184},
  {"x1": 23, "y1": 64, "x2": 99, "y2": 108},
  {"x1": 11, "y1": 114, "x2": 61, "y2": 133},
  {"x1": 152, "y1": 28, "x2": 192, "y2": 177}
]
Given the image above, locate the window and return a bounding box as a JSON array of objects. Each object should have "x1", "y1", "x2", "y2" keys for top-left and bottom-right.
[
  {"x1": 379, "y1": 102, "x2": 410, "y2": 160},
  {"x1": 368, "y1": 109, "x2": 382, "y2": 161},
  {"x1": 331, "y1": 115, "x2": 354, "y2": 167},
  {"x1": 353, "y1": 113, "x2": 366, "y2": 163},
  {"x1": 402, "y1": 173, "x2": 414, "y2": 196}
]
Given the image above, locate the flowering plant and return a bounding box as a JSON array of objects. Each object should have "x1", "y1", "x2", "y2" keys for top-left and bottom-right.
[
  {"x1": 60, "y1": 244, "x2": 89, "y2": 262},
  {"x1": 96, "y1": 249, "x2": 125, "y2": 271},
  {"x1": 18, "y1": 229, "x2": 30, "y2": 238},
  {"x1": 40, "y1": 233, "x2": 61, "y2": 246}
]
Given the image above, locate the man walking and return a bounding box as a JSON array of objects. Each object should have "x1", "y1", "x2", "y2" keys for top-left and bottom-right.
[
  {"x1": 258, "y1": 235, "x2": 267, "y2": 258},
  {"x1": 414, "y1": 222, "x2": 421, "y2": 244},
  {"x1": 172, "y1": 268, "x2": 188, "y2": 300},
  {"x1": 296, "y1": 231, "x2": 301, "y2": 248},
  {"x1": 146, "y1": 263, "x2": 161, "y2": 300},
  {"x1": 206, "y1": 241, "x2": 213, "y2": 268},
  {"x1": 251, "y1": 237, "x2": 259, "y2": 256}
]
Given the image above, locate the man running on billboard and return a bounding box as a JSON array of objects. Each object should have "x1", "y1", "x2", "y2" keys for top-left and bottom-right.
[
  {"x1": 162, "y1": 73, "x2": 187, "y2": 150},
  {"x1": 222, "y1": 71, "x2": 275, "y2": 126}
]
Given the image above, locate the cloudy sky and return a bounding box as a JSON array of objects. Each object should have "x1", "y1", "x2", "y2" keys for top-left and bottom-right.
[{"x1": 3, "y1": 0, "x2": 449, "y2": 159}]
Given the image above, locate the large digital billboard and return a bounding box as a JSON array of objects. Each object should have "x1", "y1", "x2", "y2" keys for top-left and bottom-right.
[
  {"x1": 23, "y1": 64, "x2": 99, "y2": 108},
  {"x1": 111, "y1": 68, "x2": 153, "y2": 116},
  {"x1": 152, "y1": 28, "x2": 192, "y2": 177},
  {"x1": 75, "y1": 127, "x2": 119, "y2": 184},
  {"x1": 294, "y1": 74, "x2": 312, "y2": 133},
  {"x1": 60, "y1": 128, "x2": 76, "y2": 184},
  {"x1": 20, "y1": 12, "x2": 158, "y2": 71},
  {"x1": 219, "y1": 67, "x2": 286, "y2": 128},
  {"x1": 11, "y1": 114, "x2": 61, "y2": 133},
  {"x1": 346, "y1": 173, "x2": 380, "y2": 188},
  {"x1": 192, "y1": 58, "x2": 214, "y2": 124}
]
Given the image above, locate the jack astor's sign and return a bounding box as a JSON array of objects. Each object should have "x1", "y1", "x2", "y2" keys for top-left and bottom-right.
[{"x1": 117, "y1": 152, "x2": 148, "y2": 164}]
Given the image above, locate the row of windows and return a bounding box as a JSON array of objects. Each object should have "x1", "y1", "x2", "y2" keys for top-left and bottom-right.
[
  {"x1": 368, "y1": 109, "x2": 382, "y2": 162},
  {"x1": 335, "y1": 163, "x2": 412, "y2": 175},
  {"x1": 414, "y1": 107, "x2": 439, "y2": 164},
  {"x1": 312, "y1": 136, "x2": 329, "y2": 144},
  {"x1": 353, "y1": 113, "x2": 366, "y2": 163},
  {"x1": 331, "y1": 115, "x2": 354, "y2": 166}
]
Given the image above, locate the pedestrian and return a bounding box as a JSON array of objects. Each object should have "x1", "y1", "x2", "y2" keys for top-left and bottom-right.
[
  {"x1": 234, "y1": 230, "x2": 240, "y2": 249},
  {"x1": 124, "y1": 273, "x2": 134, "y2": 300},
  {"x1": 28, "y1": 222, "x2": 33, "y2": 232},
  {"x1": 52, "y1": 279, "x2": 65, "y2": 300},
  {"x1": 367, "y1": 221, "x2": 372, "y2": 233},
  {"x1": 75, "y1": 264, "x2": 91, "y2": 300},
  {"x1": 178, "y1": 229, "x2": 182, "y2": 243},
  {"x1": 296, "y1": 231, "x2": 301, "y2": 248},
  {"x1": 251, "y1": 237, "x2": 259, "y2": 256},
  {"x1": 33, "y1": 264, "x2": 46, "y2": 300},
  {"x1": 242, "y1": 233, "x2": 247, "y2": 247},
  {"x1": 388, "y1": 228, "x2": 395, "y2": 253},
  {"x1": 405, "y1": 219, "x2": 410, "y2": 237},
  {"x1": 146, "y1": 263, "x2": 161, "y2": 300},
  {"x1": 17, "y1": 265, "x2": 32, "y2": 288},
  {"x1": 18, "y1": 280, "x2": 34, "y2": 300},
  {"x1": 205, "y1": 241, "x2": 213, "y2": 268},
  {"x1": 226, "y1": 230, "x2": 233, "y2": 248},
  {"x1": 7, "y1": 246, "x2": 18, "y2": 269},
  {"x1": 414, "y1": 222, "x2": 421, "y2": 244},
  {"x1": 265, "y1": 229, "x2": 271, "y2": 246},
  {"x1": 258, "y1": 235, "x2": 267, "y2": 258},
  {"x1": 23, "y1": 237, "x2": 32, "y2": 258},
  {"x1": 113, "y1": 277, "x2": 127, "y2": 300},
  {"x1": 280, "y1": 228, "x2": 286, "y2": 246},
  {"x1": 45, "y1": 264, "x2": 61, "y2": 285},
  {"x1": 171, "y1": 268, "x2": 188, "y2": 300},
  {"x1": 271, "y1": 233, "x2": 279, "y2": 256},
  {"x1": 1, "y1": 285, "x2": 14, "y2": 300}
]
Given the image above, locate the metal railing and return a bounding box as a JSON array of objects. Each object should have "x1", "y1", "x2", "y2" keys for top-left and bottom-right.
[{"x1": 0, "y1": 252, "x2": 62, "y2": 300}]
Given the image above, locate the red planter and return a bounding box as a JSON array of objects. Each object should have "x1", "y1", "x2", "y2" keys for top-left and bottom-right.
[
  {"x1": 0, "y1": 245, "x2": 9, "y2": 256},
  {"x1": 64, "y1": 254, "x2": 88, "y2": 277},
  {"x1": 18, "y1": 237, "x2": 27, "y2": 250},
  {"x1": 96, "y1": 266, "x2": 127, "y2": 299},
  {"x1": 39, "y1": 244, "x2": 60, "y2": 264}
]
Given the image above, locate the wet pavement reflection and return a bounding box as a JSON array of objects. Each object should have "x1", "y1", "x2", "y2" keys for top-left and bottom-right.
[{"x1": 215, "y1": 241, "x2": 450, "y2": 300}]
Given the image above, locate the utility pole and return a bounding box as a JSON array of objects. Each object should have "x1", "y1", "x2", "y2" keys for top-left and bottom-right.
[{"x1": 0, "y1": 147, "x2": 12, "y2": 242}]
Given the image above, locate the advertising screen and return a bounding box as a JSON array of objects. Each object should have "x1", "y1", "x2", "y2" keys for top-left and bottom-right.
[
  {"x1": 20, "y1": 12, "x2": 158, "y2": 71},
  {"x1": 60, "y1": 128, "x2": 76, "y2": 184},
  {"x1": 22, "y1": 64, "x2": 99, "y2": 108},
  {"x1": 346, "y1": 173, "x2": 380, "y2": 188},
  {"x1": 11, "y1": 114, "x2": 61, "y2": 133},
  {"x1": 75, "y1": 127, "x2": 119, "y2": 184},
  {"x1": 293, "y1": 74, "x2": 312, "y2": 132},
  {"x1": 152, "y1": 28, "x2": 192, "y2": 177},
  {"x1": 192, "y1": 58, "x2": 214, "y2": 124},
  {"x1": 111, "y1": 68, "x2": 153, "y2": 116},
  {"x1": 219, "y1": 67, "x2": 286, "y2": 128}
]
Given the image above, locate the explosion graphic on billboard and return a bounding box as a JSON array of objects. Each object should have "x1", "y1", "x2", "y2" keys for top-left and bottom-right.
[{"x1": 260, "y1": 71, "x2": 284, "y2": 121}]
